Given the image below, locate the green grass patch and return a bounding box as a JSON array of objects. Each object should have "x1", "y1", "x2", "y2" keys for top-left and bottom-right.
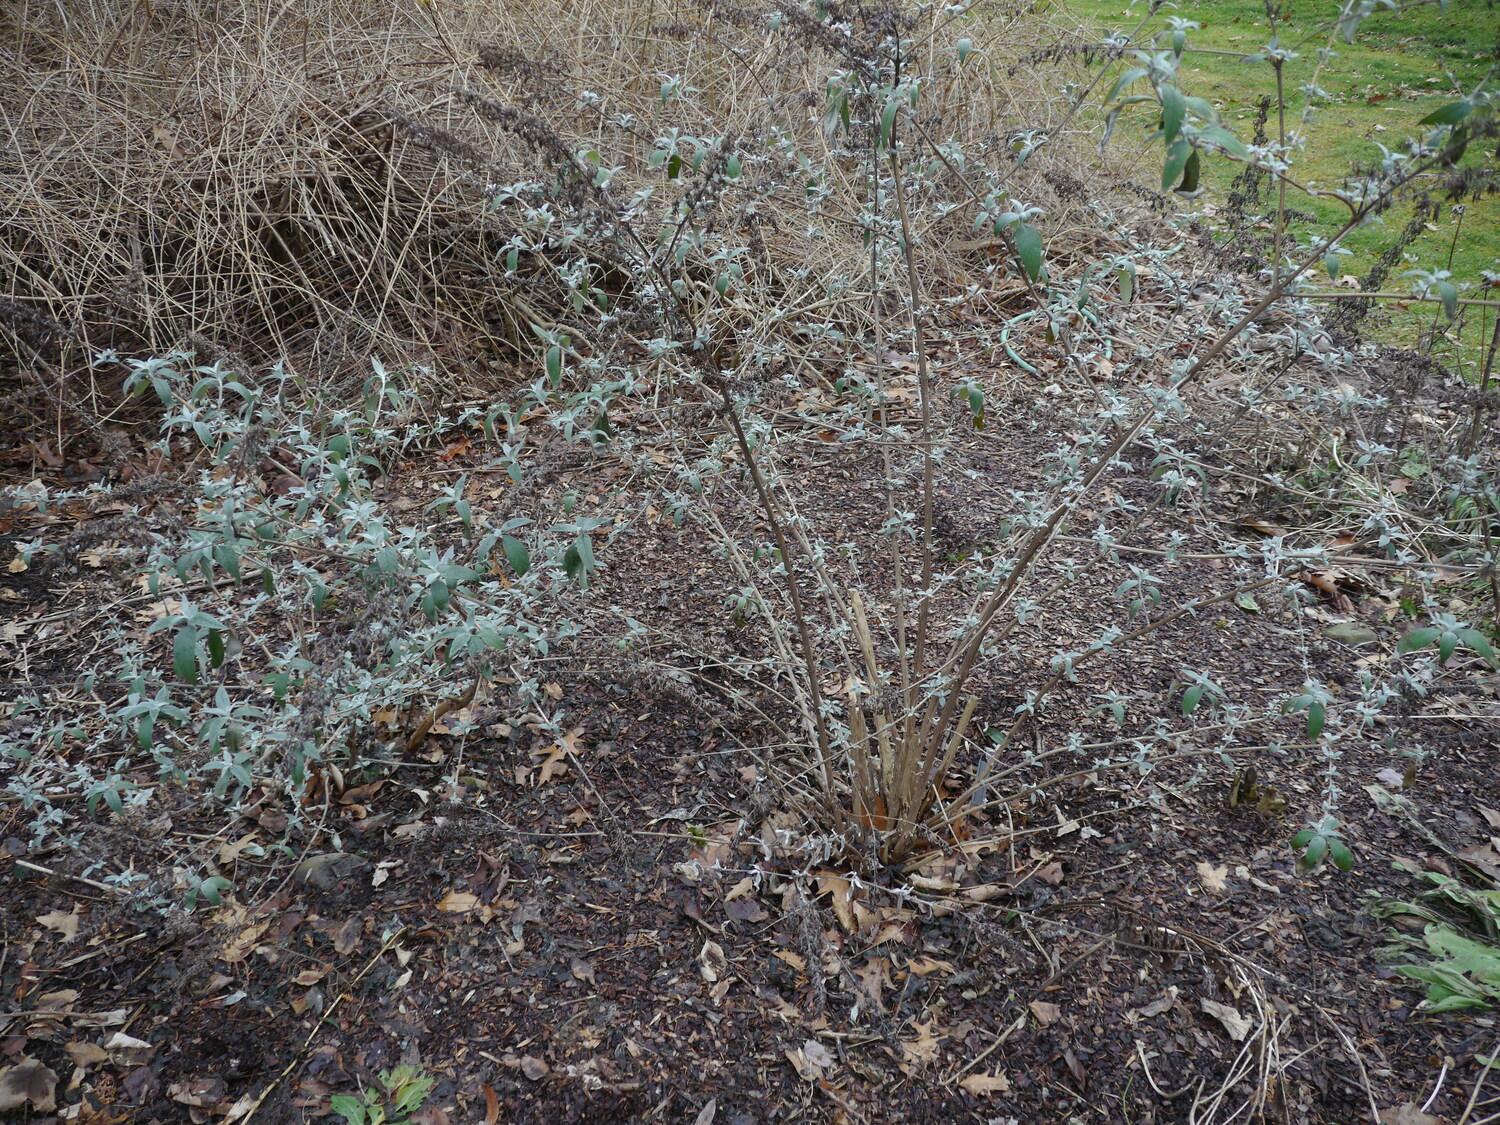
[{"x1": 1054, "y1": 0, "x2": 1498, "y2": 376}]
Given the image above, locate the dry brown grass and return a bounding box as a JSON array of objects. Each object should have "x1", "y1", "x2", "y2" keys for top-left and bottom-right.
[
  {"x1": 1, "y1": 0, "x2": 1093, "y2": 420},
  {"x1": 3, "y1": 0, "x2": 507, "y2": 387}
]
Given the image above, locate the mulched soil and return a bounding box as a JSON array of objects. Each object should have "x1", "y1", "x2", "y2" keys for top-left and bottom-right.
[{"x1": 3, "y1": 247, "x2": 1499, "y2": 1125}]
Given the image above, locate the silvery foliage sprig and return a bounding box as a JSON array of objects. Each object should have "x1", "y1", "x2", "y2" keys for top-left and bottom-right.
[{"x1": 4, "y1": 354, "x2": 612, "y2": 867}]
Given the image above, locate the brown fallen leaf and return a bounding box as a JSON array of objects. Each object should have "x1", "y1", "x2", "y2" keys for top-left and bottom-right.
[
  {"x1": 959, "y1": 1072, "x2": 1012, "y2": 1096},
  {"x1": 852, "y1": 957, "x2": 890, "y2": 1011},
  {"x1": 1302, "y1": 570, "x2": 1341, "y2": 599},
  {"x1": 0, "y1": 1057, "x2": 58, "y2": 1112},
  {"x1": 339, "y1": 780, "x2": 386, "y2": 806},
  {"x1": 907, "y1": 872, "x2": 960, "y2": 893},
  {"x1": 36, "y1": 906, "x2": 81, "y2": 942},
  {"x1": 151, "y1": 123, "x2": 189, "y2": 158},
  {"x1": 802, "y1": 1040, "x2": 835, "y2": 1070},
  {"x1": 169, "y1": 1077, "x2": 227, "y2": 1107},
  {"x1": 1129, "y1": 987, "x2": 1180, "y2": 1020},
  {"x1": 532, "y1": 743, "x2": 568, "y2": 785},
  {"x1": 962, "y1": 883, "x2": 1009, "y2": 902},
  {"x1": 725, "y1": 896, "x2": 769, "y2": 923},
  {"x1": 103, "y1": 1032, "x2": 157, "y2": 1068},
  {"x1": 899, "y1": 1019, "x2": 942, "y2": 1068},
  {"x1": 1376, "y1": 767, "x2": 1407, "y2": 790},
  {"x1": 698, "y1": 939, "x2": 728, "y2": 983},
  {"x1": 65, "y1": 1041, "x2": 111, "y2": 1071},
  {"x1": 1457, "y1": 841, "x2": 1500, "y2": 880},
  {"x1": 292, "y1": 851, "x2": 370, "y2": 890},
  {"x1": 817, "y1": 874, "x2": 858, "y2": 933},
  {"x1": 333, "y1": 916, "x2": 362, "y2": 955},
  {"x1": 785, "y1": 1041, "x2": 835, "y2": 1081},
  {"x1": 1200, "y1": 998, "x2": 1252, "y2": 1041},
  {"x1": 438, "y1": 890, "x2": 480, "y2": 914},
  {"x1": 1196, "y1": 861, "x2": 1229, "y2": 894},
  {"x1": 34, "y1": 987, "x2": 79, "y2": 1010},
  {"x1": 1029, "y1": 1000, "x2": 1062, "y2": 1026},
  {"x1": 724, "y1": 877, "x2": 756, "y2": 901},
  {"x1": 217, "y1": 833, "x2": 263, "y2": 865},
  {"x1": 785, "y1": 1046, "x2": 819, "y2": 1082},
  {"x1": 1243, "y1": 518, "x2": 1287, "y2": 537},
  {"x1": 66, "y1": 1007, "x2": 127, "y2": 1031},
  {"x1": 1034, "y1": 861, "x2": 1065, "y2": 885},
  {"x1": 219, "y1": 918, "x2": 271, "y2": 964},
  {"x1": 1064, "y1": 1047, "x2": 1087, "y2": 1088},
  {"x1": 1378, "y1": 1103, "x2": 1443, "y2": 1125},
  {"x1": 122, "y1": 1062, "x2": 160, "y2": 1104},
  {"x1": 772, "y1": 950, "x2": 807, "y2": 973},
  {"x1": 519, "y1": 1056, "x2": 549, "y2": 1081},
  {"x1": 907, "y1": 956, "x2": 954, "y2": 976}
]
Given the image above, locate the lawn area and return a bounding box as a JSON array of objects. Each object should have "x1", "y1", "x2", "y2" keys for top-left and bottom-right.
[{"x1": 1053, "y1": 0, "x2": 1499, "y2": 377}]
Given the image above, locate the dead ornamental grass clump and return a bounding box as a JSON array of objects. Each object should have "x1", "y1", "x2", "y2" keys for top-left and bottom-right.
[
  {"x1": 0, "y1": 0, "x2": 1089, "y2": 402},
  {"x1": 2, "y1": 0, "x2": 511, "y2": 384}
]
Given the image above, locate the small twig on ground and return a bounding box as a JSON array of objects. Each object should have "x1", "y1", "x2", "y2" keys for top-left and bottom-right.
[{"x1": 12, "y1": 858, "x2": 127, "y2": 895}]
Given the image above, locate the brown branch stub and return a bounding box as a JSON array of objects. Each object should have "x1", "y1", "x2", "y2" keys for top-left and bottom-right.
[{"x1": 403, "y1": 678, "x2": 481, "y2": 757}]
